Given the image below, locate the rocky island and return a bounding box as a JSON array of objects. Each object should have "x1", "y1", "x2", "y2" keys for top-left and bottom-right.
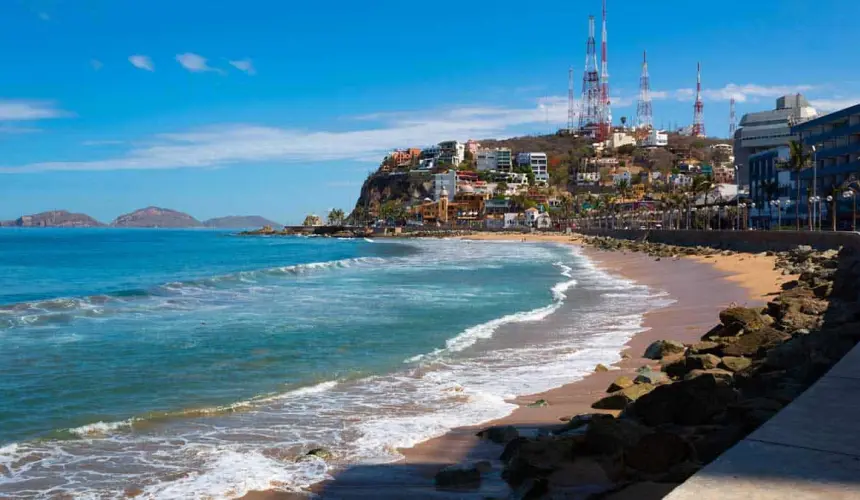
[
  {"x1": 0, "y1": 210, "x2": 104, "y2": 227},
  {"x1": 110, "y1": 207, "x2": 203, "y2": 228}
]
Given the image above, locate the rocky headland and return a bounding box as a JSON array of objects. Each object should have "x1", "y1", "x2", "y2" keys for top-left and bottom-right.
[{"x1": 427, "y1": 240, "x2": 860, "y2": 499}]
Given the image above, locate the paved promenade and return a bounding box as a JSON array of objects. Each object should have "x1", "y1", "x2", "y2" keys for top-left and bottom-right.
[{"x1": 666, "y1": 343, "x2": 860, "y2": 500}]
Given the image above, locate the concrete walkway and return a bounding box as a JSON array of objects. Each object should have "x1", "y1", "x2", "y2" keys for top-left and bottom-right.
[{"x1": 666, "y1": 344, "x2": 860, "y2": 500}]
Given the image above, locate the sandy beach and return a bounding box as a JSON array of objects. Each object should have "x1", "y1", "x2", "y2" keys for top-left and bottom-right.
[{"x1": 244, "y1": 233, "x2": 792, "y2": 499}]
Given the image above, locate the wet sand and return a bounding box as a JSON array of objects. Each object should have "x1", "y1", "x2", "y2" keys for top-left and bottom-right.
[{"x1": 243, "y1": 233, "x2": 791, "y2": 499}]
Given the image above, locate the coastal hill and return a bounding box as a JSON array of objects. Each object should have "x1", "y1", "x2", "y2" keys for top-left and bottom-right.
[
  {"x1": 110, "y1": 207, "x2": 203, "y2": 228},
  {"x1": 0, "y1": 210, "x2": 104, "y2": 228},
  {"x1": 203, "y1": 216, "x2": 282, "y2": 229}
]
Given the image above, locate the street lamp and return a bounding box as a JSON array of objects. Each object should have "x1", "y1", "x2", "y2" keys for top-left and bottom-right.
[
  {"x1": 750, "y1": 202, "x2": 756, "y2": 230},
  {"x1": 771, "y1": 200, "x2": 782, "y2": 230},
  {"x1": 826, "y1": 195, "x2": 834, "y2": 231},
  {"x1": 811, "y1": 145, "x2": 818, "y2": 228},
  {"x1": 844, "y1": 190, "x2": 857, "y2": 231},
  {"x1": 810, "y1": 196, "x2": 822, "y2": 231}
]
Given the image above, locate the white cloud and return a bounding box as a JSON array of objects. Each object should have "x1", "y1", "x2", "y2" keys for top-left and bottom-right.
[
  {"x1": 90, "y1": 59, "x2": 103, "y2": 71},
  {"x1": 808, "y1": 98, "x2": 860, "y2": 113},
  {"x1": 229, "y1": 59, "x2": 256, "y2": 75},
  {"x1": 0, "y1": 100, "x2": 67, "y2": 120},
  {"x1": 0, "y1": 100, "x2": 568, "y2": 174},
  {"x1": 665, "y1": 83, "x2": 814, "y2": 103},
  {"x1": 129, "y1": 55, "x2": 154, "y2": 72},
  {"x1": 0, "y1": 125, "x2": 41, "y2": 134},
  {"x1": 176, "y1": 53, "x2": 222, "y2": 74}
]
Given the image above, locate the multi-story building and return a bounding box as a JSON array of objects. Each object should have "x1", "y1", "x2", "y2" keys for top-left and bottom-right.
[
  {"x1": 792, "y1": 101, "x2": 860, "y2": 228},
  {"x1": 516, "y1": 152, "x2": 549, "y2": 185},
  {"x1": 465, "y1": 139, "x2": 481, "y2": 156},
  {"x1": 641, "y1": 129, "x2": 668, "y2": 147},
  {"x1": 438, "y1": 141, "x2": 465, "y2": 166},
  {"x1": 476, "y1": 148, "x2": 499, "y2": 171},
  {"x1": 747, "y1": 146, "x2": 799, "y2": 227},
  {"x1": 612, "y1": 170, "x2": 632, "y2": 185},
  {"x1": 417, "y1": 145, "x2": 442, "y2": 170},
  {"x1": 734, "y1": 94, "x2": 818, "y2": 186}
]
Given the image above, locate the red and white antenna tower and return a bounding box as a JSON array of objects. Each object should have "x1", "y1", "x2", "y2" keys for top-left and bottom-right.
[
  {"x1": 598, "y1": 0, "x2": 611, "y2": 140},
  {"x1": 579, "y1": 15, "x2": 601, "y2": 137},
  {"x1": 636, "y1": 50, "x2": 653, "y2": 130},
  {"x1": 567, "y1": 67, "x2": 576, "y2": 133},
  {"x1": 729, "y1": 97, "x2": 737, "y2": 137},
  {"x1": 692, "y1": 62, "x2": 705, "y2": 137}
]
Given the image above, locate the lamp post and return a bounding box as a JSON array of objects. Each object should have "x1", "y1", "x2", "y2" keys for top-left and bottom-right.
[
  {"x1": 826, "y1": 195, "x2": 834, "y2": 231},
  {"x1": 750, "y1": 202, "x2": 756, "y2": 229},
  {"x1": 844, "y1": 190, "x2": 857, "y2": 232},
  {"x1": 771, "y1": 200, "x2": 782, "y2": 230},
  {"x1": 811, "y1": 145, "x2": 818, "y2": 229},
  {"x1": 810, "y1": 196, "x2": 822, "y2": 231}
]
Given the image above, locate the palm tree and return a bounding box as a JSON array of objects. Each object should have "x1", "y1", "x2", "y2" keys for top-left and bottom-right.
[
  {"x1": 327, "y1": 208, "x2": 346, "y2": 226},
  {"x1": 777, "y1": 140, "x2": 812, "y2": 230}
]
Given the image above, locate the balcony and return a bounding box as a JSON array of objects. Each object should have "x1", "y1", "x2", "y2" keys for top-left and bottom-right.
[{"x1": 802, "y1": 122, "x2": 860, "y2": 146}]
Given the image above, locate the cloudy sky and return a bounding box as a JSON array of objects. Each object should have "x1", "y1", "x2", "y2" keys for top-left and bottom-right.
[{"x1": 1, "y1": 0, "x2": 857, "y2": 223}]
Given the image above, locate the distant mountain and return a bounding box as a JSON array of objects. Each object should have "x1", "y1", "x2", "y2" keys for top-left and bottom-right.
[
  {"x1": 203, "y1": 216, "x2": 282, "y2": 229},
  {"x1": 0, "y1": 210, "x2": 104, "y2": 228},
  {"x1": 110, "y1": 207, "x2": 203, "y2": 228}
]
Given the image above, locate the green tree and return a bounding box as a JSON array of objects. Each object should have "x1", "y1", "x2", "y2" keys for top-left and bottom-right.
[
  {"x1": 327, "y1": 208, "x2": 346, "y2": 226},
  {"x1": 776, "y1": 140, "x2": 812, "y2": 230}
]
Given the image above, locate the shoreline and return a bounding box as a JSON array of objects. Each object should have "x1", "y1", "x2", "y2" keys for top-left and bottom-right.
[{"x1": 243, "y1": 233, "x2": 792, "y2": 499}]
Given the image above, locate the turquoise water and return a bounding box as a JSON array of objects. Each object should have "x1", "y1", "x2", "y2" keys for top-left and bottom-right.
[{"x1": 0, "y1": 230, "x2": 671, "y2": 498}]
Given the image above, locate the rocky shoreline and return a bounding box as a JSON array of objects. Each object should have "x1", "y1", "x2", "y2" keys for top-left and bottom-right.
[{"x1": 431, "y1": 239, "x2": 860, "y2": 499}]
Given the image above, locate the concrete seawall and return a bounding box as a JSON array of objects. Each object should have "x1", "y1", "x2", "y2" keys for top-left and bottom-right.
[{"x1": 575, "y1": 229, "x2": 860, "y2": 253}]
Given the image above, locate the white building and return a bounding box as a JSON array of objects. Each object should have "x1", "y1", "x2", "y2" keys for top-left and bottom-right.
[
  {"x1": 417, "y1": 145, "x2": 442, "y2": 170},
  {"x1": 641, "y1": 129, "x2": 669, "y2": 147},
  {"x1": 433, "y1": 171, "x2": 456, "y2": 201},
  {"x1": 438, "y1": 141, "x2": 465, "y2": 166},
  {"x1": 607, "y1": 132, "x2": 636, "y2": 150},
  {"x1": 516, "y1": 152, "x2": 549, "y2": 185},
  {"x1": 575, "y1": 171, "x2": 600, "y2": 184},
  {"x1": 525, "y1": 207, "x2": 540, "y2": 226}
]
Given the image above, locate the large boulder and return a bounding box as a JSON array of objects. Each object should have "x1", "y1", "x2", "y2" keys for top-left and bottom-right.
[
  {"x1": 644, "y1": 340, "x2": 686, "y2": 360},
  {"x1": 592, "y1": 384, "x2": 655, "y2": 410},
  {"x1": 720, "y1": 356, "x2": 752, "y2": 373},
  {"x1": 477, "y1": 425, "x2": 520, "y2": 444},
  {"x1": 623, "y1": 432, "x2": 694, "y2": 474},
  {"x1": 634, "y1": 369, "x2": 669, "y2": 385},
  {"x1": 683, "y1": 368, "x2": 735, "y2": 382},
  {"x1": 630, "y1": 374, "x2": 738, "y2": 426},
  {"x1": 502, "y1": 436, "x2": 583, "y2": 486},
  {"x1": 689, "y1": 341, "x2": 721, "y2": 355},
  {"x1": 687, "y1": 354, "x2": 722, "y2": 370},
  {"x1": 721, "y1": 327, "x2": 791, "y2": 357},
  {"x1": 607, "y1": 376, "x2": 635, "y2": 393},
  {"x1": 719, "y1": 307, "x2": 767, "y2": 335},
  {"x1": 584, "y1": 416, "x2": 652, "y2": 455}
]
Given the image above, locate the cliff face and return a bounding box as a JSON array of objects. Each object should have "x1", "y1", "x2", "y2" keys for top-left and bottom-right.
[
  {"x1": 353, "y1": 172, "x2": 434, "y2": 214},
  {"x1": 0, "y1": 210, "x2": 104, "y2": 227},
  {"x1": 111, "y1": 207, "x2": 203, "y2": 228},
  {"x1": 203, "y1": 216, "x2": 282, "y2": 229}
]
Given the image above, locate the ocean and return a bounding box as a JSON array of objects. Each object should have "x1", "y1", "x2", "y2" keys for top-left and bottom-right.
[{"x1": 0, "y1": 229, "x2": 672, "y2": 498}]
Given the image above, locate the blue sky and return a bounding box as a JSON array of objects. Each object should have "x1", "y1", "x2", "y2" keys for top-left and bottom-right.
[{"x1": 0, "y1": 0, "x2": 858, "y2": 224}]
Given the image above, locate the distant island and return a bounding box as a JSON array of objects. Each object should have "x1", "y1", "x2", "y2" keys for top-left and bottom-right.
[
  {"x1": 110, "y1": 207, "x2": 203, "y2": 228},
  {"x1": 0, "y1": 210, "x2": 104, "y2": 228},
  {"x1": 0, "y1": 207, "x2": 282, "y2": 229}
]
